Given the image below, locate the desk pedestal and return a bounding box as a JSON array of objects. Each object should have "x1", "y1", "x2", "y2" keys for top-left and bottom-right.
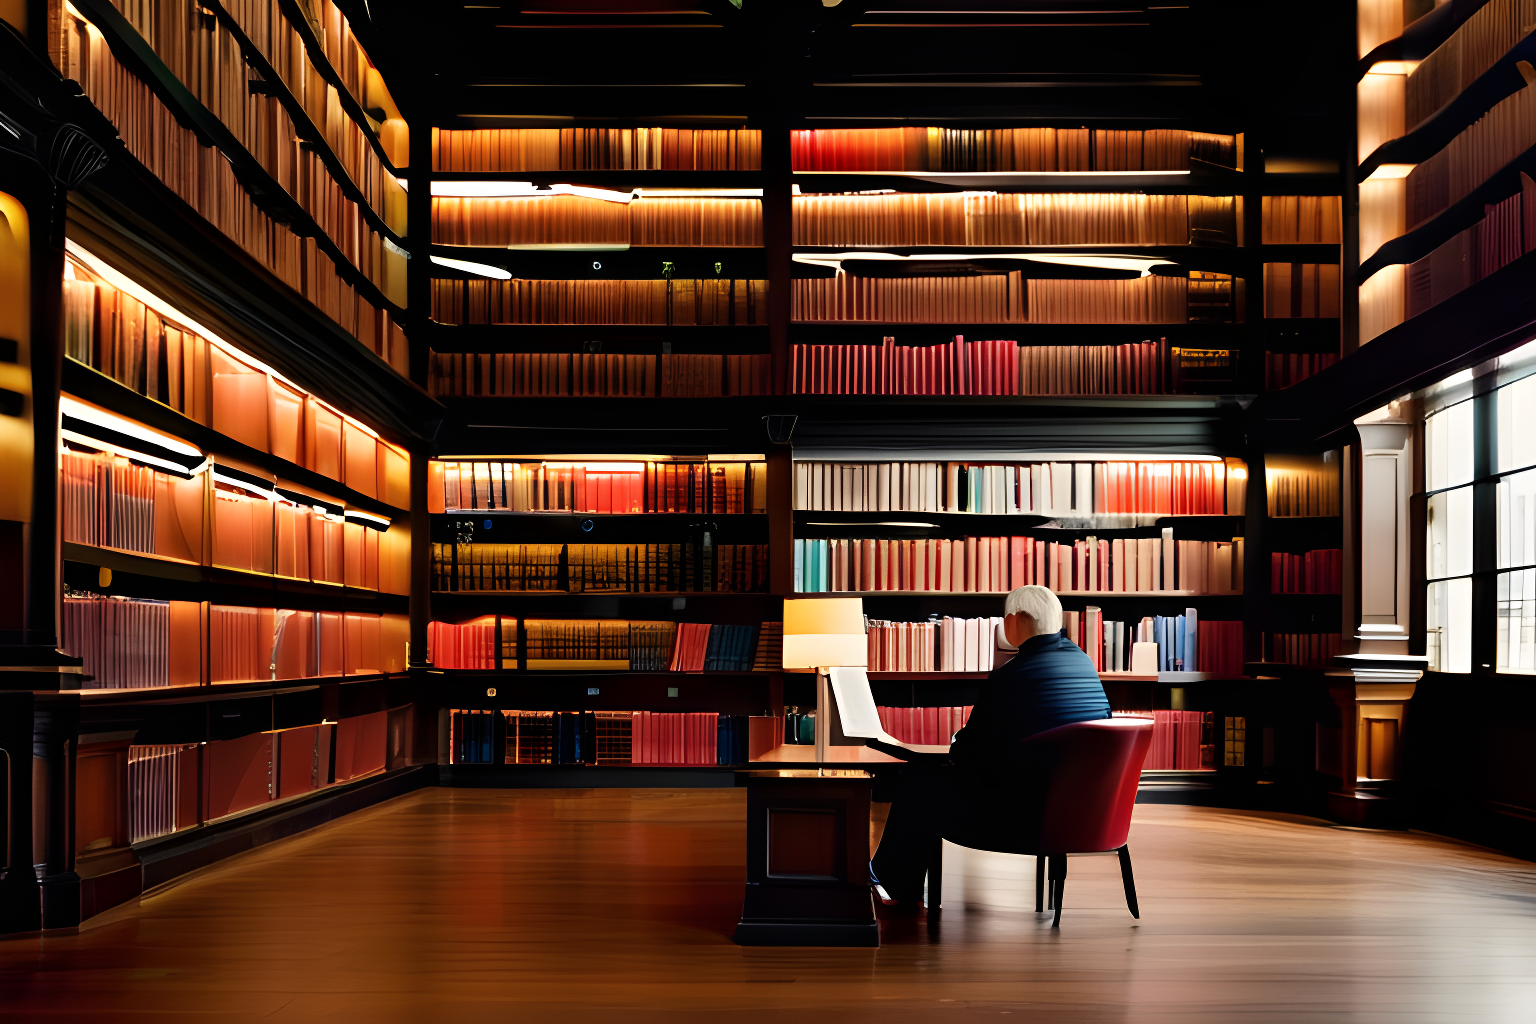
[{"x1": 733, "y1": 772, "x2": 879, "y2": 947}]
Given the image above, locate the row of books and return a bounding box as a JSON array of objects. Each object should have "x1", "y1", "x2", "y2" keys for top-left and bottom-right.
[
  {"x1": 64, "y1": 257, "x2": 410, "y2": 497},
  {"x1": 1264, "y1": 263, "x2": 1341, "y2": 319},
  {"x1": 218, "y1": 0, "x2": 412, "y2": 169},
  {"x1": 426, "y1": 352, "x2": 772, "y2": 398},
  {"x1": 430, "y1": 543, "x2": 769, "y2": 593},
  {"x1": 431, "y1": 278, "x2": 767, "y2": 326},
  {"x1": 1266, "y1": 468, "x2": 1342, "y2": 517},
  {"x1": 65, "y1": 254, "x2": 404, "y2": 440},
  {"x1": 60, "y1": 444, "x2": 409, "y2": 590},
  {"x1": 668, "y1": 622, "x2": 759, "y2": 672},
  {"x1": 62, "y1": 593, "x2": 407, "y2": 686},
  {"x1": 431, "y1": 619, "x2": 782, "y2": 672},
  {"x1": 1264, "y1": 632, "x2": 1342, "y2": 669},
  {"x1": 788, "y1": 127, "x2": 1236, "y2": 172},
  {"x1": 87, "y1": 0, "x2": 403, "y2": 267},
  {"x1": 431, "y1": 128, "x2": 762, "y2": 172},
  {"x1": 432, "y1": 459, "x2": 766, "y2": 515},
  {"x1": 794, "y1": 460, "x2": 1236, "y2": 516},
  {"x1": 1271, "y1": 550, "x2": 1344, "y2": 594},
  {"x1": 211, "y1": 605, "x2": 406, "y2": 681},
  {"x1": 57, "y1": 23, "x2": 404, "y2": 341},
  {"x1": 1264, "y1": 351, "x2": 1339, "y2": 390},
  {"x1": 866, "y1": 618, "x2": 1005, "y2": 672},
  {"x1": 791, "y1": 193, "x2": 1232, "y2": 247},
  {"x1": 1260, "y1": 196, "x2": 1343, "y2": 245},
  {"x1": 793, "y1": 533, "x2": 1243, "y2": 595},
  {"x1": 790, "y1": 275, "x2": 1192, "y2": 325},
  {"x1": 1091, "y1": 610, "x2": 1210, "y2": 673},
  {"x1": 1406, "y1": 81, "x2": 1534, "y2": 231},
  {"x1": 1403, "y1": 0, "x2": 1535, "y2": 130},
  {"x1": 788, "y1": 337, "x2": 1186, "y2": 396},
  {"x1": 432, "y1": 196, "x2": 762, "y2": 247},
  {"x1": 877, "y1": 706, "x2": 974, "y2": 745},
  {"x1": 1118, "y1": 710, "x2": 1213, "y2": 770},
  {"x1": 124, "y1": 713, "x2": 388, "y2": 840}
]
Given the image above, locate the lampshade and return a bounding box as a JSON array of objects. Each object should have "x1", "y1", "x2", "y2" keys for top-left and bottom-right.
[{"x1": 781, "y1": 597, "x2": 867, "y2": 669}]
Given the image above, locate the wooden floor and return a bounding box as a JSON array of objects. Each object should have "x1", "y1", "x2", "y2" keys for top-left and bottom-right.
[{"x1": 4, "y1": 789, "x2": 1536, "y2": 1023}]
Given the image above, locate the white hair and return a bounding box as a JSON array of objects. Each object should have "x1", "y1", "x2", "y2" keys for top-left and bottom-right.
[{"x1": 1004, "y1": 585, "x2": 1063, "y2": 634}]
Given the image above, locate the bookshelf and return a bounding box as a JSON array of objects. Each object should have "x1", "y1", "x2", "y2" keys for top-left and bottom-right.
[{"x1": 0, "y1": 0, "x2": 432, "y2": 931}]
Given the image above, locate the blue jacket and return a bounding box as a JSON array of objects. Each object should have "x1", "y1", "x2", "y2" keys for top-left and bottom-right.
[{"x1": 949, "y1": 631, "x2": 1111, "y2": 771}]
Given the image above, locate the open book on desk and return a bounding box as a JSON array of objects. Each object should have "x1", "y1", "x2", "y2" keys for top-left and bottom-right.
[{"x1": 826, "y1": 667, "x2": 952, "y2": 762}]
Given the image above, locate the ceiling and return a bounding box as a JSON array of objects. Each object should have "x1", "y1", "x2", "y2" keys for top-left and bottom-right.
[{"x1": 345, "y1": 0, "x2": 1353, "y2": 154}]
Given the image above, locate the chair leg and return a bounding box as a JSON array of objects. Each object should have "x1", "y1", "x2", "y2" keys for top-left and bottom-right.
[
  {"x1": 1049, "y1": 854, "x2": 1067, "y2": 928},
  {"x1": 1118, "y1": 844, "x2": 1140, "y2": 920},
  {"x1": 1034, "y1": 855, "x2": 1046, "y2": 913},
  {"x1": 926, "y1": 836, "x2": 943, "y2": 928}
]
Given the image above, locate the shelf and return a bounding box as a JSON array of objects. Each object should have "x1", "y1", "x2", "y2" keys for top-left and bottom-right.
[
  {"x1": 1359, "y1": 136, "x2": 1536, "y2": 282},
  {"x1": 429, "y1": 669, "x2": 773, "y2": 678},
  {"x1": 205, "y1": 0, "x2": 403, "y2": 244},
  {"x1": 430, "y1": 245, "x2": 765, "y2": 281},
  {"x1": 1357, "y1": 0, "x2": 1480, "y2": 76},
  {"x1": 63, "y1": 543, "x2": 410, "y2": 613},
  {"x1": 62, "y1": 360, "x2": 413, "y2": 518},
  {"x1": 794, "y1": 511, "x2": 1243, "y2": 538},
  {"x1": 69, "y1": 0, "x2": 403, "y2": 315},
  {"x1": 1359, "y1": 34, "x2": 1536, "y2": 180}
]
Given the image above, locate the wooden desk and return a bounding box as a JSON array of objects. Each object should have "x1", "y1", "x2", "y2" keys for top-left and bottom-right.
[{"x1": 732, "y1": 771, "x2": 879, "y2": 947}]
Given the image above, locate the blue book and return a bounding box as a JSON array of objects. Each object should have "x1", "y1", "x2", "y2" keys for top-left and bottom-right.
[
  {"x1": 1152, "y1": 615, "x2": 1166, "y2": 670},
  {"x1": 794, "y1": 539, "x2": 804, "y2": 592},
  {"x1": 1174, "y1": 614, "x2": 1185, "y2": 671},
  {"x1": 1184, "y1": 608, "x2": 1198, "y2": 674}
]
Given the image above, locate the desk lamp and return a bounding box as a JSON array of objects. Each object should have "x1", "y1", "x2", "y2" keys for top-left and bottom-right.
[{"x1": 781, "y1": 597, "x2": 867, "y2": 763}]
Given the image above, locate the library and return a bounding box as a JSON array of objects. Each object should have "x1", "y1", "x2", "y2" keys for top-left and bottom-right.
[{"x1": 2, "y1": 0, "x2": 1535, "y2": 1019}]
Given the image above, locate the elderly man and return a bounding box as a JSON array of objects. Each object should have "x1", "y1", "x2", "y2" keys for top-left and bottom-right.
[{"x1": 869, "y1": 584, "x2": 1111, "y2": 906}]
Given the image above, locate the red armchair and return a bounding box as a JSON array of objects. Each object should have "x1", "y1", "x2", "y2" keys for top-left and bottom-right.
[{"x1": 926, "y1": 715, "x2": 1153, "y2": 928}]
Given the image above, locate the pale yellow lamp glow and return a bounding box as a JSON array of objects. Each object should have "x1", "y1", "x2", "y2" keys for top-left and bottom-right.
[{"x1": 782, "y1": 597, "x2": 867, "y2": 669}]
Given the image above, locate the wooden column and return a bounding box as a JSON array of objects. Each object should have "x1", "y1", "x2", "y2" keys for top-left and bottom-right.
[
  {"x1": 405, "y1": 105, "x2": 434, "y2": 390},
  {"x1": 409, "y1": 440, "x2": 431, "y2": 667}
]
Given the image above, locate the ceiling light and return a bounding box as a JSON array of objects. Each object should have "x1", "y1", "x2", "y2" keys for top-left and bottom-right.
[
  {"x1": 1364, "y1": 163, "x2": 1415, "y2": 181},
  {"x1": 1368, "y1": 60, "x2": 1420, "y2": 75},
  {"x1": 430, "y1": 256, "x2": 512, "y2": 279}
]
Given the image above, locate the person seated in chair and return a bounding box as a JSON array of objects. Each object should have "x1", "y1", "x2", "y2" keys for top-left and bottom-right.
[{"x1": 869, "y1": 584, "x2": 1111, "y2": 906}]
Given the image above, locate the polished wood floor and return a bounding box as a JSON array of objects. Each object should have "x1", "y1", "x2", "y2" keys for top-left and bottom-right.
[{"x1": 4, "y1": 788, "x2": 1536, "y2": 1023}]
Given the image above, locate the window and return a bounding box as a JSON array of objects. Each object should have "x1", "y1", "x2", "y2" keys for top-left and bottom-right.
[
  {"x1": 1423, "y1": 397, "x2": 1474, "y2": 673},
  {"x1": 1422, "y1": 349, "x2": 1536, "y2": 675}
]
